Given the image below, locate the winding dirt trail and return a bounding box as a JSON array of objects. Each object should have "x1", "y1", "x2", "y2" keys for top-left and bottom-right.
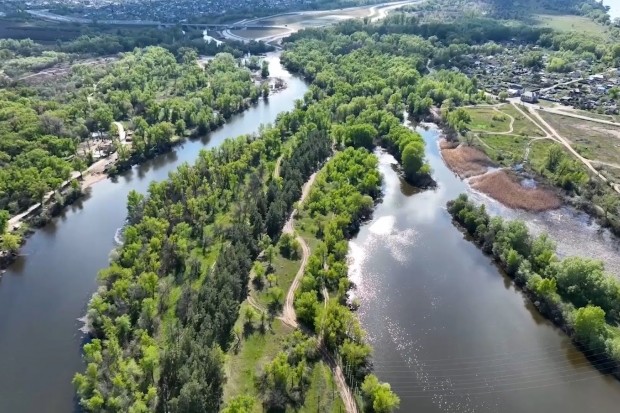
[{"x1": 280, "y1": 171, "x2": 317, "y2": 327}]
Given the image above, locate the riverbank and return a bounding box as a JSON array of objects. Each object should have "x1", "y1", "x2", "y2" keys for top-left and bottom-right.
[
  {"x1": 447, "y1": 194, "x2": 620, "y2": 380},
  {"x1": 0, "y1": 52, "x2": 311, "y2": 413},
  {"x1": 349, "y1": 127, "x2": 620, "y2": 413}
]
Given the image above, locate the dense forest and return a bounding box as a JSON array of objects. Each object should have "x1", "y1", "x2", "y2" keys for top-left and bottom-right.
[
  {"x1": 0, "y1": 45, "x2": 263, "y2": 227},
  {"x1": 448, "y1": 194, "x2": 620, "y2": 376},
  {"x1": 0, "y1": 28, "x2": 272, "y2": 77}
]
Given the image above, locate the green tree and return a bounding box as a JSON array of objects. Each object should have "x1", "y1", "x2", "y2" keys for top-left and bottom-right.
[
  {"x1": 73, "y1": 158, "x2": 87, "y2": 179},
  {"x1": 2, "y1": 233, "x2": 21, "y2": 253},
  {"x1": 295, "y1": 291, "x2": 319, "y2": 326},
  {"x1": 261, "y1": 60, "x2": 270, "y2": 79},
  {"x1": 401, "y1": 141, "x2": 425, "y2": 178},
  {"x1": 573, "y1": 306, "x2": 606, "y2": 343},
  {"x1": 594, "y1": 194, "x2": 619, "y2": 219},
  {"x1": 361, "y1": 374, "x2": 400, "y2": 413},
  {"x1": 0, "y1": 210, "x2": 9, "y2": 234},
  {"x1": 222, "y1": 395, "x2": 254, "y2": 413},
  {"x1": 498, "y1": 91, "x2": 508, "y2": 102}
]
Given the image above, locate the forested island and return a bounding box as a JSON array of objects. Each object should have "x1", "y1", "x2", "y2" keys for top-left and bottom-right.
[{"x1": 1, "y1": 0, "x2": 620, "y2": 411}]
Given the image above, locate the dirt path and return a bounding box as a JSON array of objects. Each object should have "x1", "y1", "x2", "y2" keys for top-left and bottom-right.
[
  {"x1": 525, "y1": 105, "x2": 620, "y2": 192},
  {"x1": 280, "y1": 171, "x2": 317, "y2": 327},
  {"x1": 274, "y1": 155, "x2": 283, "y2": 180},
  {"x1": 470, "y1": 106, "x2": 515, "y2": 135}
]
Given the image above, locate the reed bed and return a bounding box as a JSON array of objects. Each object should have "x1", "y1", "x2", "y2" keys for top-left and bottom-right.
[
  {"x1": 470, "y1": 171, "x2": 561, "y2": 212},
  {"x1": 440, "y1": 143, "x2": 495, "y2": 178}
]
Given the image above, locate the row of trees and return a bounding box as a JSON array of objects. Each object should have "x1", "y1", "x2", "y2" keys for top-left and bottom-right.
[
  {"x1": 448, "y1": 194, "x2": 620, "y2": 374},
  {"x1": 292, "y1": 148, "x2": 400, "y2": 412}
]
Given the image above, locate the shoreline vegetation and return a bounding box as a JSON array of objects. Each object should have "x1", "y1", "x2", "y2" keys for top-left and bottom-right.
[
  {"x1": 0, "y1": 47, "x2": 281, "y2": 271},
  {"x1": 448, "y1": 194, "x2": 620, "y2": 380}
]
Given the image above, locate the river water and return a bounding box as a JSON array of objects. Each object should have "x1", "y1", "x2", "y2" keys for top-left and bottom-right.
[
  {"x1": 2, "y1": 53, "x2": 620, "y2": 413},
  {"x1": 0, "y1": 53, "x2": 308, "y2": 413},
  {"x1": 350, "y1": 125, "x2": 620, "y2": 412}
]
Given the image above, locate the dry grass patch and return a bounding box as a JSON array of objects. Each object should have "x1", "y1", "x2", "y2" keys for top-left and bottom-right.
[
  {"x1": 441, "y1": 142, "x2": 496, "y2": 178},
  {"x1": 471, "y1": 170, "x2": 561, "y2": 211}
]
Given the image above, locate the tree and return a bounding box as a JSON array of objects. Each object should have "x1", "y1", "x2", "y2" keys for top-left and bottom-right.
[
  {"x1": 573, "y1": 306, "x2": 606, "y2": 344},
  {"x1": 73, "y1": 158, "x2": 87, "y2": 179},
  {"x1": 401, "y1": 141, "x2": 425, "y2": 179},
  {"x1": 0, "y1": 210, "x2": 9, "y2": 234},
  {"x1": 253, "y1": 261, "x2": 266, "y2": 285},
  {"x1": 243, "y1": 306, "x2": 257, "y2": 327},
  {"x1": 295, "y1": 291, "x2": 319, "y2": 326},
  {"x1": 2, "y1": 233, "x2": 21, "y2": 253},
  {"x1": 222, "y1": 395, "x2": 254, "y2": 413},
  {"x1": 344, "y1": 124, "x2": 377, "y2": 149},
  {"x1": 361, "y1": 374, "x2": 400, "y2": 413},
  {"x1": 498, "y1": 91, "x2": 508, "y2": 102},
  {"x1": 261, "y1": 60, "x2": 270, "y2": 79},
  {"x1": 594, "y1": 194, "x2": 619, "y2": 219},
  {"x1": 265, "y1": 245, "x2": 276, "y2": 268},
  {"x1": 267, "y1": 286, "x2": 284, "y2": 312}
]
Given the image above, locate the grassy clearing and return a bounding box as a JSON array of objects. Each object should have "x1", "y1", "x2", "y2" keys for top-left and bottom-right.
[
  {"x1": 532, "y1": 14, "x2": 608, "y2": 37},
  {"x1": 477, "y1": 134, "x2": 529, "y2": 165},
  {"x1": 500, "y1": 104, "x2": 545, "y2": 137},
  {"x1": 254, "y1": 251, "x2": 301, "y2": 307},
  {"x1": 465, "y1": 107, "x2": 511, "y2": 133},
  {"x1": 555, "y1": 108, "x2": 619, "y2": 122},
  {"x1": 529, "y1": 139, "x2": 558, "y2": 170},
  {"x1": 295, "y1": 362, "x2": 345, "y2": 413},
  {"x1": 538, "y1": 111, "x2": 620, "y2": 165},
  {"x1": 223, "y1": 311, "x2": 293, "y2": 409}
]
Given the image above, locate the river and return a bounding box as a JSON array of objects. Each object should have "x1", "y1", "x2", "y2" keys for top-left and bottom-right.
[
  {"x1": 0, "y1": 53, "x2": 308, "y2": 413},
  {"x1": 350, "y1": 124, "x2": 620, "y2": 412},
  {"x1": 2, "y1": 53, "x2": 620, "y2": 413},
  {"x1": 605, "y1": 0, "x2": 620, "y2": 20}
]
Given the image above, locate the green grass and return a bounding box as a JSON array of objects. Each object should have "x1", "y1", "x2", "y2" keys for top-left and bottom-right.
[
  {"x1": 254, "y1": 251, "x2": 301, "y2": 307},
  {"x1": 294, "y1": 362, "x2": 345, "y2": 413},
  {"x1": 532, "y1": 14, "x2": 608, "y2": 37},
  {"x1": 465, "y1": 107, "x2": 511, "y2": 133},
  {"x1": 499, "y1": 105, "x2": 545, "y2": 137},
  {"x1": 476, "y1": 134, "x2": 529, "y2": 165},
  {"x1": 538, "y1": 111, "x2": 620, "y2": 166},
  {"x1": 223, "y1": 311, "x2": 293, "y2": 409},
  {"x1": 528, "y1": 139, "x2": 557, "y2": 170}
]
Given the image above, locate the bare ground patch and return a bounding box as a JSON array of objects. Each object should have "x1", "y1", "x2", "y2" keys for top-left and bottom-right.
[
  {"x1": 440, "y1": 142, "x2": 496, "y2": 178},
  {"x1": 471, "y1": 170, "x2": 561, "y2": 212}
]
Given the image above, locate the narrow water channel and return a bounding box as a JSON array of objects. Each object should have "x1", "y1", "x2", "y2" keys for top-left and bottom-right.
[
  {"x1": 350, "y1": 125, "x2": 620, "y2": 412},
  {"x1": 0, "y1": 53, "x2": 308, "y2": 413}
]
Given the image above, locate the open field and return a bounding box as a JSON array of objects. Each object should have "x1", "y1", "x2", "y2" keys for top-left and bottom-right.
[
  {"x1": 477, "y1": 134, "x2": 528, "y2": 165},
  {"x1": 528, "y1": 139, "x2": 558, "y2": 170},
  {"x1": 471, "y1": 170, "x2": 561, "y2": 211},
  {"x1": 253, "y1": 251, "x2": 301, "y2": 307},
  {"x1": 538, "y1": 111, "x2": 620, "y2": 166},
  {"x1": 500, "y1": 105, "x2": 545, "y2": 136},
  {"x1": 531, "y1": 14, "x2": 609, "y2": 37},
  {"x1": 465, "y1": 107, "x2": 511, "y2": 133},
  {"x1": 554, "y1": 107, "x2": 620, "y2": 123},
  {"x1": 223, "y1": 313, "x2": 292, "y2": 409},
  {"x1": 229, "y1": 27, "x2": 291, "y2": 39}
]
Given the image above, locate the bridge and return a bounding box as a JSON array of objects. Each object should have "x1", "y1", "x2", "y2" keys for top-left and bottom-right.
[{"x1": 25, "y1": 9, "x2": 284, "y2": 30}]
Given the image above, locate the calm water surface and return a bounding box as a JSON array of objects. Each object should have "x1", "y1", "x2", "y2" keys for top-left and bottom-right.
[
  {"x1": 0, "y1": 53, "x2": 308, "y2": 413},
  {"x1": 350, "y1": 125, "x2": 620, "y2": 412}
]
